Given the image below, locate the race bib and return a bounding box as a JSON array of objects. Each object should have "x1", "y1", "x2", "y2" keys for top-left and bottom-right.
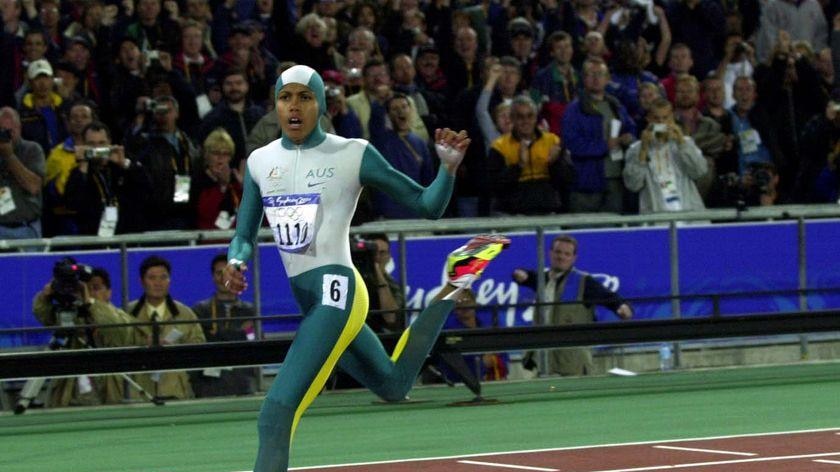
[
  {"x1": 739, "y1": 129, "x2": 761, "y2": 155},
  {"x1": 263, "y1": 193, "x2": 320, "y2": 253},
  {"x1": 174, "y1": 175, "x2": 191, "y2": 203},
  {"x1": 97, "y1": 205, "x2": 118, "y2": 237},
  {"x1": 0, "y1": 186, "x2": 15, "y2": 215}
]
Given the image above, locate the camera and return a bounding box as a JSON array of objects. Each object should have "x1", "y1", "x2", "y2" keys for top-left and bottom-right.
[
  {"x1": 145, "y1": 49, "x2": 161, "y2": 67},
  {"x1": 144, "y1": 98, "x2": 170, "y2": 114},
  {"x1": 0, "y1": 128, "x2": 11, "y2": 143},
  {"x1": 326, "y1": 85, "x2": 342, "y2": 98},
  {"x1": 733, "y1": 41, "x2": 749, "y2": 57},
  {"x1": 53, "y1": 77, "x2": 63, "y2": 87},
  {"x1": 84, "y1": 147, "x2": 111, "y2": 160},
  {"x1": 50, "y1": 257, "x2": 93, "y2": 307},
  {"x1": 652, "y1": 123, "x2": 668, "y2": 134},
  {"x1": 748, "y1": 163, "x2": 774, "y2": 194},
  {"x1": 346, "y1": 67, "x2": 362, "y2": 80}
]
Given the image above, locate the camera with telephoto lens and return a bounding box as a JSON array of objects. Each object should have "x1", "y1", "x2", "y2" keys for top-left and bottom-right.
[
  {"x1": 49, "y1": 257, "x2": 94, "y2": 346},
  {"x1": 84, "y1": 147, "x2": 111, "y2": 160}
]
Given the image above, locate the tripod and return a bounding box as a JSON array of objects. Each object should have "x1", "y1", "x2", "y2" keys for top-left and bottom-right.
[{"x1": 14, "y1": 333, "x2": 164, "y2": 415}]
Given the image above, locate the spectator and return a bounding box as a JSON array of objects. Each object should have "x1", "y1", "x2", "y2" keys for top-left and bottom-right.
[
  {"x1": 623, "y1": 98, "x2": 708, "y2": 213},
  {"x1": 322, "y1": 69, "x2": 363, "y2": 139},
  {"x1": 64, "y1": 121, "x2": 150, "y2": 235},
  {"x1": 414, "y1": 44, "x2": 448, "y2": 99},
  {"x1": 514, "y1": 235, "x2": 632, "y2": 376},
  {"x1": 607, "y1": 40, "x2": 661, "y2": 128},
  {"x1": 191, "y1": 253, "x2": 257, "y2": 397},
  {"x1": 368, "y1": 91, "x2": 435, "y2": 219},
  {"x1": 0, "y1": 106, "x2": 44, "y2": 240},
  {"x1": 198, "y1": 68, "x2": 263, "y2": 172},
  {"x1": 666, "y1": 0, "x2": 725, "y2": 77},
  {"x1": 530, "y1": 31, "x2": 578, "y2": 137},
  {"x1": 41, "y1": 100, "x2": 95, "y2": 236},
  {"x1": 63, "y1": 35, "x2": 103, "y2": 106},
  {"x1": 798, "y1": 99, "x2": 840, "y2": 202},
  {"x1": 346, "y1": 58, "x2": 427, "y2": 142},
  {"x1": 672, "y1": 75, "x2": 724, "y2": 196},
  {"x1": 31, "y1": 262, "x2": 137, "y2": 406},
  {"x1": 108, "y1": 37, "x2": 148, "y2": 142},
  {"x1": 172, "y1": 20, "x2": 216, "y2": 117},
  {"x1": 191, "y1": 128, "x2": 242, "y2": 230},
  {"x1": 19, "y1": 59, "x2": 65, "y2": 154},
  {"x1": 635, "y1": 82, "x2": 665, "y2": 132},
  {"x1": 476, "y1": 62, "x2": 512, "y2": 151},
  {"x1": 214, "y1": 22, "x2": 273, "y2": 106},
  {"x1": 487, "y1": 95, "x2": 565, "y2": 215},
  {"x1": 730, "y1": 76, "x2": 781, "y2": 177},
  {"x1": 124, "y1": 0, "x2": 181, "y2": 53},
  {"x1": 715, "y1": 34, "x2": 756, "y2": 108},
  {"x1": 127, "y1": 255, "x2": 206, "y2": 400},
  {"x1": 755, "y1": 0, "x2": 828, "y2": 65},
  {"x1": 390, "y1": 53, "x2": 435, "y2": 134},
  {"x1": 36, "y1": 0, "x2": 64, "y2": 59},
  {"x1": 358, "y1": 233, "x2": 405, "y2": 334},
  {"x1": 15, "y1": 29, "x2": 50, "y2": 92},
  {"x1": 289, "y1": 12, "x2": 337, "y2": 73},
  {"x1": 562, "y1": 58, "x2": 635, "y2": 213},
  {"x1": 441, "y1": 26, "x2": 482, "y2": 101},
  {"x1": 506, "y1": 17, "x2": 538, "y2": 87},
  {"x1": 701, "y1": 75, "x2": 738, "y2": 178},
  {"x1": 126, "y1": 95, "x2": 199, "y2": 230},
  {"x1": 660, "y1": 43, "x2": 693, "y2": 102}
]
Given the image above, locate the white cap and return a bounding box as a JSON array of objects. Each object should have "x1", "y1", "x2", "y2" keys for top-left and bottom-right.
[{"x1": 27, "y1": 59, "x2": 53, "y2": 80}]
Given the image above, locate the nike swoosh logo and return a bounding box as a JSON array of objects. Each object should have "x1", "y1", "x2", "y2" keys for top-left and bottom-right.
[{"x1": 307, "y1": 181, "x2": 326, "y2": 187}]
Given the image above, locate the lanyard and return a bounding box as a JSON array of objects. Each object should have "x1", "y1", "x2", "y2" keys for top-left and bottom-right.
[
  {"x1": 397, "y1": 135, "x2": 424, "y2": 166},
  {"x1": 91, "y1": 168, "x2": 118, "y2": 206}
]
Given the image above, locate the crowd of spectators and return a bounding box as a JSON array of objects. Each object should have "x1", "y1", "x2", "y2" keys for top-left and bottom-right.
[{"x1": 2, "y1": 0, "x2": 840, "y2": 240}]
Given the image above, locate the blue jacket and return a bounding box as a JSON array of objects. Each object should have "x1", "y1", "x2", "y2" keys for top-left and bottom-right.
[{"x1": 562, "y1": 93, "x2": 636, "y2": 192}]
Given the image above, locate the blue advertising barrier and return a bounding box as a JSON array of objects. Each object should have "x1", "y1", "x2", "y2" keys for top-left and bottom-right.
[{"x1": 3, "y1": 220, "x2": 840, "y2": 348}]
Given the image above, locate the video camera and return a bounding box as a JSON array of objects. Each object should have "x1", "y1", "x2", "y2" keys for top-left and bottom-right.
[
  {"x1": 49, "y1": 258, "x2": 94, "y2": 336},
  {"x1": 350, "y1": 237, "x2": 378, "y2": 279}
]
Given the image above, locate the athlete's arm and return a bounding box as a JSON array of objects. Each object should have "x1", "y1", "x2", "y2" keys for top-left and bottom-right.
[
  {"x1": 227, "y1": 165, "x2": 263, "y2": 264},
  {"x1": 359, "y1": 128, "x2": 469, "y2": 218},
  {"x1": 359, "y1": 144, "x2": 454, "y2": 219}
]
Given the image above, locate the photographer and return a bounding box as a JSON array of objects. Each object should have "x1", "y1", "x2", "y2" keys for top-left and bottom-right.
[
  {"x1": 0, "y1": 107, "x2": 44, "y2": 240},
  {"x1": 623, "y1": 98, "x2": 708, "y2": 214},
  {"x1": 32, "y1": 260, "x2": 137, "y2": 406},
  {"x1": 125, "y1": 95, "x2": 200, "y2": 230},
  {"x1": 64, "y1": 122, "x2": 151, "y2": 235},
  {"x1": 713, "y1": 162, "x2": 781, "y2": 208},
  {"x1": 353, "y1": 234, "x2": 405, "y2": 334},
  {"x1": 322, "y1": 69, "x2": 363, "y2": 139}
]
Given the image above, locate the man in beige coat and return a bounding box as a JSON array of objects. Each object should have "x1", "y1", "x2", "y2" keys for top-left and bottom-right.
[{"x1": 127, "y1": 255, "x2": 206, "y2": 399}]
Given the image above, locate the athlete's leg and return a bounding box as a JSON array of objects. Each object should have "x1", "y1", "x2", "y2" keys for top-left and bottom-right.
[
  {"x1": 255, "y1": 267, "x2": 368, "y2": 472},
  {"x1": 337, "y1": 235, "x2": 509, "y2": 401}
]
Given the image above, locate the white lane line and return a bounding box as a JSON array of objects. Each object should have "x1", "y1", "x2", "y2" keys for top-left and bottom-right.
[
  {"x1": 814, "y1": 459, "x2": 840, "y2": 465},
  {"x1": 289, "y1": 427, "x2": 840, "y2": 470},
  {"x1": 588, "y1": 451, "x2": 840, "y2": 472},
  {"x1": 653, "y1": 445, "x2": 757, "y2": 456},
  {"x1": 458, "y1": 460, "x2": 559, "y2": 471}
]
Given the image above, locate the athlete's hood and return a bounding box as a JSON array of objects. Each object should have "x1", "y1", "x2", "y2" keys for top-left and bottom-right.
[{"x1": 275, "y1": 65, "x2": 327, "y2": 148}]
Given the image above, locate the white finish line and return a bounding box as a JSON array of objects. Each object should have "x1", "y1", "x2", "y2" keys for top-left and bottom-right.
[
  {"x1": 458, "y1": 460, "x2": 559, "y2": 471},
  {"x1": 653, "y1": 445, "x2": 757, "y2": 456}
]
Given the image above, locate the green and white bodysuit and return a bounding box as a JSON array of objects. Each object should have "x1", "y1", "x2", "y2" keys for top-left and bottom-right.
[{"x1": 227, "y1": 65, "x2": 458, "y2": 472}]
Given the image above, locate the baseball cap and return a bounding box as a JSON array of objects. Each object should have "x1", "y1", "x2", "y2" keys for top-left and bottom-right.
[
  {"x1": 68, "y1": 35, "x2": 93, "y2": 49},
  {"x1": 27, "y1": 59, "x2": 53, "y2": 79},
  {"x1": 508, "y1": 18, "x2": 534, "y2": 38}
]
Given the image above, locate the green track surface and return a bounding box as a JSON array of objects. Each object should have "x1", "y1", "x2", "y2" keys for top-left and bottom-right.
[{"x1": 1, "y1": 362, "x2": 838, "y2": 472}]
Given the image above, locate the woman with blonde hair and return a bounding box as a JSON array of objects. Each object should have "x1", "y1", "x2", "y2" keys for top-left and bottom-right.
[{"x1": 193, "y1": 128, "x2": 242, "y2": 230}]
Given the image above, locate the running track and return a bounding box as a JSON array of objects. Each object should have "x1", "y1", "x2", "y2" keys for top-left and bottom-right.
[{"x1": 290, "y1": 428, "x2": 840, "y2": 471}]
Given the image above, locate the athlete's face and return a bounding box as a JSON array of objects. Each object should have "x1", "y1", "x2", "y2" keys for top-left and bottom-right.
[{"x1": 276, "y1": 83, "x2": 320, "y2": 144}]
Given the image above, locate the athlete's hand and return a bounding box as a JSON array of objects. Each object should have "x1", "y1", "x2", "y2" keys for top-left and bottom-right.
[
  {"x1": 223, "y1": 262, "x2": 248, "y2": 295},
  {"x1": 434, "y1": 128, "x2": 470, "y2": 175}
]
